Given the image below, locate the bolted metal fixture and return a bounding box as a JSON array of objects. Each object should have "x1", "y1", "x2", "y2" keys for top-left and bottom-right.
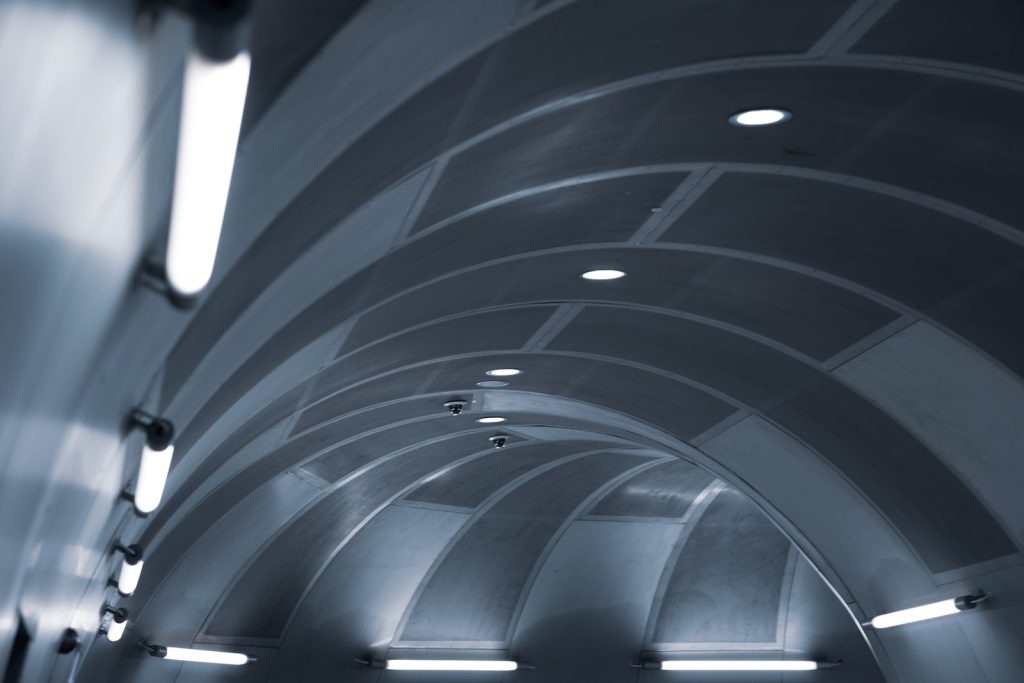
[
  {"x1": 128, "y1": 410, "x2": 174, "y2": 451},
  {"x1": 122, "y1": 410, "x2": 176, "y2": 515},
  {"x1": 489, "y1": 434, "x2": 509, "y2": 449},
  {"x1": 57, "y1": 628, "x2": 80, "y2": 654},
  {"x1": 443, "y1": 399, "x2": 468, "y2": 416},
  {"x1": 101, "y1": 605, "x2": 129, "y2": 642},
  {"x1": 109, "y1": 542, "x2": 145, "y2": 596}
]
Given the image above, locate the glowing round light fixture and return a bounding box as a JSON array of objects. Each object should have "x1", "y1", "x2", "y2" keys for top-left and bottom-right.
[
  {"x1": 476, "y1": 417, "x2": 506, "y2": 424},
  {"x1": 728, "y1": 108, "x2": 791, "y2": 126},
  {"x1": 486, "y1": 368, "x2": 522, "y2": 377},
  {"x1": 581, "y1": 269, "x2": 626, "y2": 281}
]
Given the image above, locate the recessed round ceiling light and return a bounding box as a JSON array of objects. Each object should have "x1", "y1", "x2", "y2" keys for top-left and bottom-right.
[
  {"x1": 476, "y1": 416, "x2": 506, "y2": 424},
  {"x1": 728, "y1": 108, "x2": 791, "y2": 127},
  {"x1": 486, "y1": 368, "x2": 522, "y2": 377},
  {"x1": 581, "y1": 269, "x2": 626, "y2": 281},
  {"x1": 477, "y1": 380, "x2": 509, "y2": 388}
]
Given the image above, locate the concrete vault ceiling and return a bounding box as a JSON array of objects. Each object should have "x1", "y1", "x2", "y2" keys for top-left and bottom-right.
[{"x1": 3, "y1": 1, "x2": 1024, "y2": 683}]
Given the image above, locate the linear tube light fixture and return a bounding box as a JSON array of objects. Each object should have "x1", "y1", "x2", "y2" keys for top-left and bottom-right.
[
  {"x1": 110, "y1": 542, "x2": 144, "y2": 596},
  {"x1": 146, "y1": 643, "x2": 252, "y2": 666},
  {"x1": 384, "y1": 660, "x2": 519, "y2": 671},
  {"x1": 655, "y1": 660, "x2": 828, "y2": 671},
  {"x1": 868, "y1": 592, "x2": 987, "y2": 629},
  {"x1": 140, "y1": 0, "x2": 251, "y2": 306},
  {"x1": 102, "y1": 606, "x2": 128, "y2": 643},
  {"x1": 124, "y1": 411, "x2": 175, "y2": 515},
  {"x1": 164, "y1": 48, "x2": 250, "y2": 299}
]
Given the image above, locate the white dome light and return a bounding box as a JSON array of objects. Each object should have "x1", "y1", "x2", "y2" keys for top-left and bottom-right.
[
  {"x1": 476, "y1": 416, "x2": 506, "y2": 424},
  {"x1": 477, "y1": 380, "x2": 509, "y2": 388},
  {"x1": 581, "y1": 269, "x2": 626, "y2": 281},
  {"x1": 728, "y1": 108, "x2": 791, "y2": 126},
  {"x1": 486, "y1": 368, "x2": 522, "y2": 377}
]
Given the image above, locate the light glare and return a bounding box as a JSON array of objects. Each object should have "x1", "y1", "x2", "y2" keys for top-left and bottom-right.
[
  {"x1": 165, "y1": 50, "x2": 251, "y2": 297},
  {"x1": 164, "y1": 647, "x2": 248, "y2": 666},
  {"x1": 660, "y1": 660, "x2": 819, "y2": 671},
  {"x1": 729, "y1": 108, "x2": 791, "y2": 126},
  {"x1": 870, "y1": 598, "x2": 961, "y2": 629},
  {"x1": 476, "y1": 416, "x2": 506, "y2": 424},
  {"x1": 486, "y1": 368, "x2": 522, "y2": 377},
  {"x1": 581, "y1": 269, "x2": 626, "y2": 280},
  {"x1": 134, "y1": 445, "x2": 173, "y2": 514},
  {"x1": 386, "y1": 660, "x2": 517, "y2": 671}
]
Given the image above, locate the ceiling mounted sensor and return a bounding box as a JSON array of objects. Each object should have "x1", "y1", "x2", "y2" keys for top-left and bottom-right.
[
  {"x1": 144, "y1": 643, "x2": 252, "y2": 666},
  {"x1": 581, "y1": 269, "x2": 626, "y2": 281},
  {"x1": 141, "y1": 0, "x2": 252, "y2": 307},
  {"x1": 477, "y1": 380, "x2": 509, "y2": 388},
  {"x1": 489, "y1": 434, "x2": 509, "y2": 449},
  {"x1": 650, "y1": 660, "x2": 832, "y2": 671},
  {"x1": 443, "y1": 399, "x2": 467, "y2": 416},
  {"x1": 476, "y1": 416, "x2": 506, "y2": 424},
  {"x1": 868, "y1": 592, "x2": 988, "y2": 629},
  {"x1": 728, "y1": 108, "x2": 791, "y2": 126},
  {"x1": 486, "y1": 368, "x2": 522, "y2": 377}
]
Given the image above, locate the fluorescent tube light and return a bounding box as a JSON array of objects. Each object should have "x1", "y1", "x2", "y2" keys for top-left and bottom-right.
[
  {"x1": 103, "y1": 607, "x2": 128, "y2": 643},
  {"x1": 385, "y1": 660, "x2": 518, "y2": 671},
  {"x1": 165, "y1": 49, "x2": 251, "y2": 297},
  {"x1": 869, "y1": 593, "x2": 986, "y2": 629},
  {"x1": 660, "y1": 660, "x2": 820, "y2": 671},
  {"x1": 116, "y1": 558, "x2": 144, "y2": 596},
  {"x1": 163, "y1": 647, "x2": 249, "y2": 666},
  {"x1": 105, "y1": 618, "x2": 127, "y2": 643},
  {"x1": 134, "y1": 444, "x2": 173, "y2": 514}
]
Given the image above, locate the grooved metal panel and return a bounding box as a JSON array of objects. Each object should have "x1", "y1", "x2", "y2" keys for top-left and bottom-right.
[
  {"x1": 299, "y1": 420, "x2": 483, "y2": 483},
  {"x1": 851, "y1": 0, "x2": 1024, "y2": 74},
  {"x1": 367, "y1": 171, "x2": 682, "y2": 294},
  {"x1": 511, "y1": 520, "x2": 685, "y2": 683},
  {"x1": 422, "y1": 70, "x2": 1024, "y2": 233},
  {"x1": 351, "y1": 248, "x2": 897, "y2": 362},
  {"x1": 310, "y1": 306, "x2": 555, "y2": 411},
  {"x1": 140, "y1": 381, "x2": 306, "y2": 546},
  {"x1": 652, "y1": 489, "x2": 790, "y2": 644},
  {"x1": 161, "y1": 53, "x2": 489, "y2": 407},
  {"x1": 412, "y1": 0, "x2": 855, "y2": 229},
  {"x1": 834, "y1": 322, "x2": 1024, "y2": 546},
  {"x1": 549, "y1": 306, "x2": 1017, "y2": 572},
  {"x1": 269, "y1": 505, "x2": 469, "y2": 682},
  {"x1": 589, "y1": 459, "x2": 714, "y2": 519},
  {"x1": 136, "y1": 402, "x2": 450, "y2": 603},
  {"x1": 400, "y1": 451, "x2": 653, "y2": 642},
  {"x1": 663, "y1": 172, "x2": 1024, "y2": 377},
  {"x1": 241, "y1": 1, "x2": 368, "y2": 133},
  {"x1": 205, "y1": 433, "x2": 485, "y2": 638},
  {"x1": 404, "y1": 442, "x2": 573, "y2": 509},
  {"x1": 294, "y1": 353, "x2": 734, "y2": 440}
]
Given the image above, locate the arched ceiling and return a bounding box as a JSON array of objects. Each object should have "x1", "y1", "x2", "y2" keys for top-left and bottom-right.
[{"x1": 55, "y1": 1, "x2": 1024, "y2": 682}]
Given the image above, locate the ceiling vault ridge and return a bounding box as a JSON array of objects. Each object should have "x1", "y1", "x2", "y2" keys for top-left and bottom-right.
[
  {"x1": 503, "y1": 456, "x2": 673, "y2": 644},
  {"x1": 388, "y1": 446, "x2": 634, "y2": 648},
  {"x1": 806, "y1": 0, "x2": 900, "y2": 59}
]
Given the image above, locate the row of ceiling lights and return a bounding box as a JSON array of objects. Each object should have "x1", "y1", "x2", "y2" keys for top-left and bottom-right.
[{"x1": 53, "y1": 0, "x2": 254, "y2": 662}]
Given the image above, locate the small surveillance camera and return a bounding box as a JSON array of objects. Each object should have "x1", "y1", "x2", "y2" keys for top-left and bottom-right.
[
  {"x1": 443, "y1": 399, "x2": 467, "y2": 416},
  {"x1": 489, "y1": 434, "x2": 508, "y2": 449}
]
